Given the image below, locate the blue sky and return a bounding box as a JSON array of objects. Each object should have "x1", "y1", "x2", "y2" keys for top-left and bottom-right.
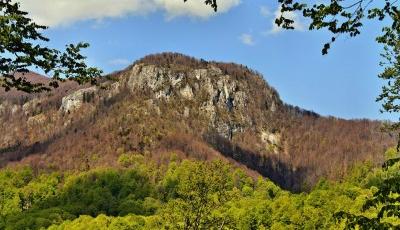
[{"x1": 19, "y1": 0, "x2": 395, "y2": 121}]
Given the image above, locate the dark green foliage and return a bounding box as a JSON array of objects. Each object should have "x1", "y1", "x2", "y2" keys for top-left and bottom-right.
[
  {"x1": 42, "y1": 169, "x2": 155, "y2": 217},
  {"x1": 5, "y1": 208, "x2": 75, "y2": 230},
  {"x1": 0, "y1": 0, "x2": 102, "y2": 93}
]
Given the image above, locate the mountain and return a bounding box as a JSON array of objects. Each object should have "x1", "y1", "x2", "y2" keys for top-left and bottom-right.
[
  {"x1": 0, "y1": 53, "x2": 394, "y2": 191},
  {"x1": 0, "y1": 71, "x2": 82, "y2": 104}
]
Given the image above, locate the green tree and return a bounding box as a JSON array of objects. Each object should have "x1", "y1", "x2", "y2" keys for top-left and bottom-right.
[
  {"x1": 162, "y1": 160, "x2": 234, "y2": 230},
  {"x1": 376, "y1": 25, "x2": 400, "y2": 145},
  {"x1": 0, "y1": 0, "x2": 102, "y2": 93},
  {"x1": 336, "y1": 158, "x2": 400, "y2": 229}
]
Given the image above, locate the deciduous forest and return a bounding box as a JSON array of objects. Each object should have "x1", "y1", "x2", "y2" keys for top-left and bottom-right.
[{"x1": 1, "y1": 149, "x2": 399, "y2": 229}]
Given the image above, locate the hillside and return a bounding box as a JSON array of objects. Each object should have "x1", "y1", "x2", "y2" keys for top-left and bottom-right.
[{"x1": 0, "y1": 53, "x2": 395, "y2": 191}]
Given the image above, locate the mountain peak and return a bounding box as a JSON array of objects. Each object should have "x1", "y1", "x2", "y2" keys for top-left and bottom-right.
[{"x1": 111, "y1": 54, "x2": 283, "y2": 139}]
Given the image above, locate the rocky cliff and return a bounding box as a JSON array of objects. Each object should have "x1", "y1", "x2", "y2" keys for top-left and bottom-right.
[{"x1": 112, "y1": 62, "x2": 280, "y2": 140}]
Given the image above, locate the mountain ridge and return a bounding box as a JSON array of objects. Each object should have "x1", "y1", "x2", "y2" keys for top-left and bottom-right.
[{"x1": 0, "y1": 52, "x2": 394, "y2": 191}]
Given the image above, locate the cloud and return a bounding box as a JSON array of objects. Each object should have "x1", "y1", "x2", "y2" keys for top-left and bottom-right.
[
  {"x1": 239, "y1": 33, "x2": 254, "y2": 46},
  {"x1": 268, "y1": 6, "x2": 304, "y2": 34},
  {"x1": 16, "y1": 0, "x2": 241, "y2": 27},
  {"x1": 260, "y1": 6, "x2": 270, "y2": 17},
  {"x1": 108, "y1": 58, "x2": 131, "y2": 66}
]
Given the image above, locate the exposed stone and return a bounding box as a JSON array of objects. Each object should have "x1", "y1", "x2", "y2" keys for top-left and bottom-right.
[
  {"x1": 216, "y1": 122, "x2": 232, "y2": 139},
  {"x1": 183, "y1": 107, "x2": 190, "y2": 118},
  {"x1": 193, "y1": 69, "x2": 208, "y2": 80},
  {"x1": 200, "y1": 103, "x2": 217, "y2": 122},
  {"x1": 60, "y1": 86, "x2": 97, "y2": 113},
  {"x1": 127, "y1": 65, "x2": 167, "y2": 92},
  {"x1": 261, "y1": 131, "x2": 281, "y2": 146},
  {"x1": 180, "y1": 85, "x2": 194, "y2": 100},
  {"x1": 261, "y1": 131, "x2": 281, "y2": 154},
  {"x1": 22, "y1": 98, "x2": 41, "y2": 116},
  {"x1": 270, "y1": 101, "x2": 277, "y2": 112},
  {"x1": 234, "y1": 91, "x2": 247, "y2": 108},
  {"x1": 120, "y1": 63, "x2": 279, "y2": 139},
  {"x1": 106, "y1": 82, "x2": 121, "y2": 99},
  {"x1": 171, "y1": 73, "x2": 184, "y2": 86},
  {"x1": 11, "y1": 105, "x2": 20, "y2": 115},
  {"x1": 155, "y1": 86, "x2": 172, "y2": 100}
]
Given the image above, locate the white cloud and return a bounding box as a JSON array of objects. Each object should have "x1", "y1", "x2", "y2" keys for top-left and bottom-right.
[
  {"x1": 260, "y1": 6, "x2": 270, "y2": 17},
  {"x1": 269, "y1": 6, "x2": 304, "y2": 34},
  {"x1": 239, "y1": 33, "x2": 254, "y2": 46},
  {"x1": 16, "y1": 0, "x2": 241, "y2": 27},
  {"x1": 108, "y1": 58, "x2": 131, "y2": 66}
]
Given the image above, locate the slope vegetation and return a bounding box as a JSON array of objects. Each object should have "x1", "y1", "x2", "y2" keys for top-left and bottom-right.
[{"x1": 0, "y1": 53, "x2": 394, "y2": 191}]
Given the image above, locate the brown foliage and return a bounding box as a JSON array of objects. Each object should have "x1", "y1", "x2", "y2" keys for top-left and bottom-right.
[{"x1": 0, "y1": 53, "x2": 395, "y2": 191}]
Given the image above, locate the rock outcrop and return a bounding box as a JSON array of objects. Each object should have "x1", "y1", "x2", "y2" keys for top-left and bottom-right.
[
  {"x1": 261, "y1": 130, "x2": 281, "y2": 154},
  {"x1": 121, "y1": 63, "x2": 280, "y2": 139},
  {"x1": 60, "y1": 87, "x2": 97, "y2": 113}
]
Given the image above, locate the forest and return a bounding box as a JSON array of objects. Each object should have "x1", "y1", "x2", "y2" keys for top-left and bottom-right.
[{"x1": 0, "y1": 148, "x2": 399, "y2": 230}]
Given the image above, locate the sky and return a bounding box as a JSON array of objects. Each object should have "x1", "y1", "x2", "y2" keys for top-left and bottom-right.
[{"x1": 17, "y1": 0, "x2": 396, "y2": 121}]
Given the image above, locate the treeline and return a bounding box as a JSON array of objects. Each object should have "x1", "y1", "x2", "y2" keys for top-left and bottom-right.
[{"x1": 0, "y1": 149, "x2": 399, "y2": 229}]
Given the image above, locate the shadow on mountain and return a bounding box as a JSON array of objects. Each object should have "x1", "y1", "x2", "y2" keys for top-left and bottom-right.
[
  {"x1": 204, "y1": 132, "x2": 310, "y2": 192},
  {"x1": 0, "y1": 135, "x2": 59, "y2": 167}
]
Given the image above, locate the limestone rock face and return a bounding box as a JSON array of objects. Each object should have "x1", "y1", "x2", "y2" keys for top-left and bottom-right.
[
  {"x1": 11, "y1": 104, "x2": 20, "y2": 115},
  {"x1": 183, "y1": 107, "x2": 190, "y2": 118},
  {"x1": 261, "y1": 131, "x2": 281, "y2": 154},
  {"x1": 194, "y1": 69, "x2": 208, "y2": 80},
  {"x1": 60, "y1": 87, "x2": 97, "y2": 113},
  {"x1": 107, "y1": 82, "x2": 121, "y2": 99},
  {"x1": 122, "y1": 63, "x2": 281, "y2": 139},
  {"x1": 125, "y1": 64, "x2": 253, "y2": 110},
  {"x1": 180, "y1": 85, "x2": 194, "y2": 100},
  {"x1": 127, "y1": 65, "x2": 168, "y2": 92}
]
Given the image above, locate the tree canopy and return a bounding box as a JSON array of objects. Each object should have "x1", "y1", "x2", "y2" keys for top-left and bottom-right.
[
  {"x1": 1, "y1": 152, "x2": 400, "y2": 229},
  {"x1": 0, "y1": 0, "x2": 102, "y2": 93}
]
